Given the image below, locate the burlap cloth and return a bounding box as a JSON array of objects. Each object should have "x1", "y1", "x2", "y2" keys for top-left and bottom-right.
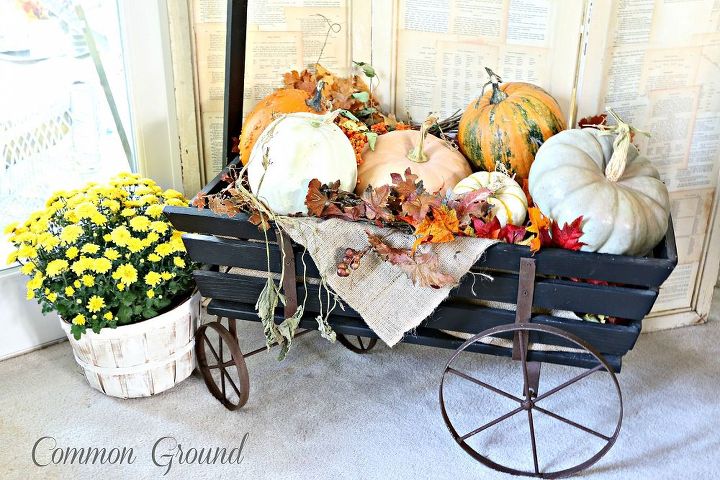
[{"x1": 277, "y1": 217, "x2": 497, "y2": 346}]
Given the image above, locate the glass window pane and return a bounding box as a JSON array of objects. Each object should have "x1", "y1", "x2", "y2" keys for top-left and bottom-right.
[{"x1": 0, "y1": 0, "x2": 134, "y2": 268}]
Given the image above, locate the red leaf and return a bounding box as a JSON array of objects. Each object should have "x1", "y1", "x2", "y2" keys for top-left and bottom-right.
[
  {"x1": 451, "y1": 188, "x2": 492, "y2": 225},
  {"x1": 499, "y1": 224, "x2": 526, "y2": 244},
  {"x1": 551, "y1": 216, "x2": 585, "y2": 251},
  {"x1": 472, "y1": 216, "x2": 502, "y2": 239}
]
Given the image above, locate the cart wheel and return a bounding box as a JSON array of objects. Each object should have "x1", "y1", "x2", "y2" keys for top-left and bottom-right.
[
  {"x1": 196, "y1": 319, "x2": 250, "y2": 411},
  {"x1": 439, "y1": 323, "x2": 622, "y2": 479},
  {"x1": 336, "y1": 333, "x2": 378, "y2": 354}
]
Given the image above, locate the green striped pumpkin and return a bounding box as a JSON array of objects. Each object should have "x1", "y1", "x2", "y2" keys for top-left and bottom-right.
[{"x1": 457, "y1": 70, "x2": 565, "y2": 181}]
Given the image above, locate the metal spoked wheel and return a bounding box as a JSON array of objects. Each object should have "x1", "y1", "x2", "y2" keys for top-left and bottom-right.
[
  {"x1": 196, "y1": 318, "x2": 250, "y2": 411},
  {"x1": 439, "y1": 323, "x2": 622, "y2": 479},
  {"x1": 336, "y1": 333, "x2": 378, "y2": 354}
]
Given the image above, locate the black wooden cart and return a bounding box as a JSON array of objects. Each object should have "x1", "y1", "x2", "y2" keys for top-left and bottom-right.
[{"x1": 164, "y1": 2, "x2": 678, "y2": 477}]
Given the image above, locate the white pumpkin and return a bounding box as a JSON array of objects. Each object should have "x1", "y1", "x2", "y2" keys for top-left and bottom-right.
[
  {"x1": 529, "y1": 125, "x2": 670, "y2": 256},
  {"x1": 453, "y1": 171, "x2": 528, "y2": 226},
  {"x1": 247, "y1": 112, "x2": 357, "y2": 215}
]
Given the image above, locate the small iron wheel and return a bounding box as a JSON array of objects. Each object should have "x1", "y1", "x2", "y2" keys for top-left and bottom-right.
[
  {"x1": 336, "y1": 333, "x2": 378, "y2": 354},
  {"x1": 439, "y1": 323, "x2": 622, "y2": 479},
  {"x1": 195, "y1": 319, "x2": 250, "y2": 411}
]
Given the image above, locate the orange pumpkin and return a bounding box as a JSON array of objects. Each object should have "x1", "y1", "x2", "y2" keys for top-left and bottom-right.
[
  {"x1": 357, "y1": 118, "x2": 472, "y2": 194},
  {"x1": 239, "y1": 88, "x2": 325, "y2": 165},
  {"x1": 457, "y1": 68, "x2": 565, "y2": 181}
]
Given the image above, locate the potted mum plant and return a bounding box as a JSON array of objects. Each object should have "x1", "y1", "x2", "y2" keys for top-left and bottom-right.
[{"x1": 6, "y1": 173, "x2": 199, "y2": 398}]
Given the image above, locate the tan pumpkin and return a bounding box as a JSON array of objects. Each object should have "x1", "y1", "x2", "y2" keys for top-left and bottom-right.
[
  {"x1": 457, "y1": 67, "x2": 566, "y2": 181},
  {"x1": 356, "y1": 118, "x2": 472, "y2": 194},
  {"x1": 239, "y1": 87, "x2": 325, "y2": 165}
]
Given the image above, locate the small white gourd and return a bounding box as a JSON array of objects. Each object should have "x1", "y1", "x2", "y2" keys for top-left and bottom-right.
[{"x1": 453, "y1": 171, "x2": 528, "y2": 226}]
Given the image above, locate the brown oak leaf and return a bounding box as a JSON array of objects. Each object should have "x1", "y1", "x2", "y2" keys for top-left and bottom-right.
[
  {"x1": 401, "y1": 192, "x2": 441, "y2": 226},
  {"x1": 451, "y1": 188, "x2": 492, "y2": 225},
  {"x1": 283, "y1": 69, "x2": 316, "y2": 94},
  {"x1": 391, "y1": 168, "x2": 421, "y2": 200},
  {"x1": 361, "y1": 185, "x2": 394, "y2": 223},
  {"x1": 208, "y1": 196, "x2": 241, "y2": 217},
  {"x1": 305, "y1": 179, "x2": 332, "y2": 217}
]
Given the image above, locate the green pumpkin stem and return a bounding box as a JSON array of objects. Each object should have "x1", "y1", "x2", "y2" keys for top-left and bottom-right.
[
  {"x1": 599, "y1": 107, "x2": 651, "y2": 182},
  {"x1": 306, "y1": 80, "x2": 326, "y2": 112},
  {"x1": 407, "y1": 116, "x2": 436, "y2": 163},
  {"x1": 482, "y1": 67, "x2": 508, "y2": 105}
]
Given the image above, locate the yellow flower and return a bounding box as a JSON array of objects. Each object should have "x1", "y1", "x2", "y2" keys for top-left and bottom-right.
[
  {"x1": 110, "y1": 226, "x2": 132, "y2": 246},
  {"x1": 81, "y1": 275, "x2": 95, "y2": 287},
  {"x1": 149, "y1": 220, "x2": 169, "y2": 234},
  {"x1": 164, "y1": 198, "x2": 187, "y2": 207},
  {"x1": 155, "y1": 243, "x2": 173, "y2": 257},
  {"x1": 37, "y1": 233, "x2": 60, "y2": 251},
  {"x1": 65, "y1": 286, "x2": 75, "y2": 296},
  {"x1": 75, "y1": 202, "x2": 98, "y2": 219},
  {"x1": 113, "y1": 263, "x2": 138, "y2": 285},
  {"x1": 60, "y1": 224, "x2": 83, "y2": 243},
  {"x1": 47, "y1": 292, "x2": 58, "y2": 302},
  {"x1": 72, "y1": 314, "x2": 86, "y2": 326},
  {"x1": 93, "y1": 257, "x2": 112, "y2": 274},
  {"x1": 160, "y1": 271, "x2": 173, "y2": 280},
  {"x1": 170, "y1": 237, "x2": 185, "y2": 253},
  {"x1": 17, "y1": 244, "x2": 37, "y2": 259},
  {"x1": 20, "y1": 262, "x2": 35, "y2": 275},
  {"x1": 90, "y1": 213, "x2": 107, "y2": 226},
  {"x1": 66, "y1": 246, "x2": 79, "y2": 259},
  {"x1": 173, "y1": 257, "x2": 186, "y2": 268},
  {"x1": 81, "y1": 243, "x2": 100, "y2": 254},
  {"x1": 145, "y1": 271, "x2": 162, "y2": 287},
  {"x1": 103, "y1": 234, "x2": 112, "y2": 242},
  {"x1": 120, "y1": 208, "x2": 136, "y2": 217},
  {"x1": 71, "y1": 256, "x2": 93, "y2": 276},
  {"x1": 26, "y1": 288, "x2": 35, "y2": 300},
  {"x1": 117, "y1": 283, "x2": 126, "y2": 291},
  {"x1": 126, "y1": 237, "x2": 145, "y2": 253},
  {"x1": 74, "y1": 280, "x2": 81, "y2": 288},
  {"x1": 145, "y1": 204, "x2": 164, "y2": 218},
  {"x1": 87, "y1": 295, "x2": 105, "y2": 313},
  {"x1": 148, "y1": 253, "x2": 161, "y2": 262},
  {"x1": 3, "y1": 222, "x2": 19, "y2": 234},
  {"x1": 147, "y1": 289, "x2": 155, "y2": 298},
  {"x1": 46, "y1": 259, "x2": 69, "y2": 277},
  {"x1": 64, "y1": 209, "x2": 79, "y2": 223},
  {"x1": 28, "y1": 272, "x2": 44, "y2": 290},
  {"x1": 101, "y1": 199, "x2": 121, "y2": 212},
  {"x1": 6, "y1": 250, "x2": 18, "y2": 264},
  {"x1": 144, "y1": 232, "x2": 160, "y2": 245},
  {"x1": 103, "y1": 312, "x2": 113, "y2": 320},
  {"x1": 104, "y1": 248, "x2": 120, "y2": 260},
  {"x1": 129, "y1": 215, "x2": 151, "y2": 232},
  {"x1": 139, "y1": 194, "x2": 158, "y2": 205},
  {"x1": 163, "y1": 189, "x2": 184, "y2": 200}
]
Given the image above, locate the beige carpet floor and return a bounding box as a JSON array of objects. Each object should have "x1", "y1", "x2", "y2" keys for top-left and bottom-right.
[{"x1": 0, "y1": 289, "x2": 718, "y2": 480}]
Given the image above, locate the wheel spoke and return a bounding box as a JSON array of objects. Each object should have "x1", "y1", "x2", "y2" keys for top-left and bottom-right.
[
  {"x1": 534, "y1": 364, "x2": 603, "y2": 402},
  {"x1": 460, "y1": 406, "x2": 525, "y2": 441},
  {"x1": 519, "y1": 331, "x2": 531, "y2": 400},
  {"x1": 527, "y1": 409, "x2": 539, "y2": 474},
  {"x1": 218, "y1": 367, "x2": 242, "y2": 398},
  {"x1": 447, "y1": 367, "x2": 522, "y2": 403},
  {"x1": 357, "y1": 336, "x2": 364, "y2": 349},
  {"x1": 204, "y1": 335, "x2": 223, "y2": 365},
  {"x1": 534, "y1": 405, "x2": 611, "y2": 441},
  {"x1": 219, "y1": 332, "x2": 226, "y2": 398}
]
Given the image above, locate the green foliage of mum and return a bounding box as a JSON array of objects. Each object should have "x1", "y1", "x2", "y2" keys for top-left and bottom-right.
[{"x1": 5, "y1": 173, "x2": 196, "y2": 339}]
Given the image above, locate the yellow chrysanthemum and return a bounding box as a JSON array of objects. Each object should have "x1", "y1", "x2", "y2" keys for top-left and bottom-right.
[
  {"x1": 65, "y1": 286, "x2": 75, "y2": 296},
  {"x1": 26, "y1": 288, "x2": 35, "y2": 300},
  {"x1": 46, "y1": 259, "x2": 69, "y2": 277},
  {"x1": 66, "y1": 246, "x2": 79, "y2": 259},
  {"x1": 93, "y1": 257, "x2": 112, "y2": 274},
  {"x1": 103, "y1": 234, "x2": 112, "y2": 242},
  {"x1": 47, "y1": 292, "x2": 58, "y2": 302},
  {"x1": 17, "y1": 244, "x2": 37, "y2": 259},
  {"x1": 103, "y1": 312, "x2": 114, "y2": 320},
  {"x1": 81, "y1": 243, "x2": 100, "y2": 254},
  {"x1": 155, "y1": 243, "x2": 173, "y2": 257},
  {"x1": 113, "y1": 264, "x2": 138, "y2": 285},
  {"x1": 72, "y1": 314, "x2": 86, "y2": 326},
  {"x1": 139, "y1": 194, "x2": 158, "y2": 205},
  {"x1": 60, "y1": 224, "x2": 83, "y2": 243},
  {"x1": 110, "y1": 226, "x2": 132, "y2": 246},
  {"x1": 126, "y1": 237, "x2": 145, "y2": 253},
  {"x1": 7, "y1": 250, "x2": 18, "y2": 264},
  {"x1": 149, "y1": 220, "x2": 169, "y2": 234},
  {"x1": 20, "y1": 262, "x2": 35, "y2": 275},
  {"x1": 163, "y1": 198, "x2": 187, "y2": 207},
  {"x1": 169, "y1": 237, "x2": 185, "y2": 253},
  {"x1": 145, "y1": 271, "x2": 162, "y2": 287},
  {"x1": 117, "y1": 283, "x2": 126, "y2": 291},
  {"x1": 120, "y1": 208, "x2": 136, "y2": 217},
  {"x1": 71, "y1": 256, "x2": 93, "y2": 276},
  {"x1": 145, "y1": 204, "x2": 164, "y2": 218},
  {"x1": 163, "y1": 189, "x2": 184, "y2": 200},
  {"x1": 144, "y1": 232, "x2": 160, "y2": 245},
  {"x1": 90, "y1": 213, "x2": 107, "y2": 226},
  {"x1": 37, "y1": 233, "x2": 60, "y2": 251},
  {"x1": 87, "y1": 295, "x2": 105, "y2": 313},
  {"x1": 104, "y1": 248, "x2": 120, "y2": 260},
  {"x1": 129, "y1": 215, "x2": 151, "y2": 232},
  {"x1": 147, "y1": 289, "x2": 155, "y2": 298},
  {"x1": 160, "y1": 271, "x2": 173, "y2": 280},
  {"x1": 74, "y1": 202, "x2": 98, "y2": 219},
  {"x1": 81, "y1": 275, "x2": 95, "y2": 287},
  {"x1": 173, "y1": 256, "x2": 186, "y2": 268},
  {"x1": 148, "y1": 253, "x2": 161, "y2": 262},
  {"x1": 101, "y1": 199, "x2": 121, "y2": 212},
  {"x1": 73, "y1": 279, "x2": 81, "y2": 288},
  {"x1": 4, "y1": 222, "x2": 19, "y2": 234}
]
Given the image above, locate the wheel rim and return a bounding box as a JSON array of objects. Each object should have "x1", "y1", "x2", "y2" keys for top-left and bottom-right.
[
  {"x1": 439, "y1": 323, "x2": 622, "y2": 479},
  {"x1": 337, "y1": 333, "x2": 378, "y2": 354},
  {"x1": 196, "y1": 319, "x2": 250, "y2": 410}
]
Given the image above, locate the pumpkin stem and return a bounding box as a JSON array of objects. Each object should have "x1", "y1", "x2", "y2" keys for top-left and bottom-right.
[
  {"x1": 306, "y1": 80, "x2": 326, "y2": 112},
  {"x1": 599, "y1": 107, "x2": 651, "y2": 182},
  {"x1": 407, "y1": 116, "x2": 437, "y2": 163},
  {"x1": 480, "y1": 67, "x2": 508, "y2": 106}
]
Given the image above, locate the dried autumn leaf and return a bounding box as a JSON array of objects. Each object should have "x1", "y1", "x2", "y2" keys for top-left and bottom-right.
[
  {"x1": 305, "y1": 179, "x2": 331, "y2": 217},
  {"x1": 451, "y1": 188, "x2": 492, "y2": 225},
  {"x1": 361, "y1": 185, "x2": 394, "y2": 222},
  {"x1": 191, "y1": 192, "x2": 207, "y2": 209},
  {"x1": 412, "y1": 206, "x2": 460, "y2": 252},
  {"x1": 526, "y1": 207, "x2": 550, "y2": 236},
  {"x1": 248, "y1": 211, "x2": 271, "y2": 231},
  {"x1": 283, "y1": 69, "x2": 316, "y2": 94},
  {"x1": 366, "y1": 232, "x2": 456, "y2": 288},
  {"x1": 401, "y1": 192, "x2": 441, "y2": 226},
  {"x1": 472, "y1": 216, "x2": 502, "y2": 240},
  {"x1": 551, "y1": 216, "x2": 586, "y2": 251},
  {"x1": 499, "y1": 223, "x2": 527, "y2": 244},
  {"x1": 208, "y1": 196, "x2": 241, "y2": 217},
  {"x1": 391, "y1": 168, "x2": 421, "y2": 200}
]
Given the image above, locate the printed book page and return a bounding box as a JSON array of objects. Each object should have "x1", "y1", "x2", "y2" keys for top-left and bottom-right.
[
  {"x1": 390, "y1": 0, "x2": 585, "y2": 122},
  {"x1": 579, "y1": 0, "x2": 720, "y2": 313}
]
